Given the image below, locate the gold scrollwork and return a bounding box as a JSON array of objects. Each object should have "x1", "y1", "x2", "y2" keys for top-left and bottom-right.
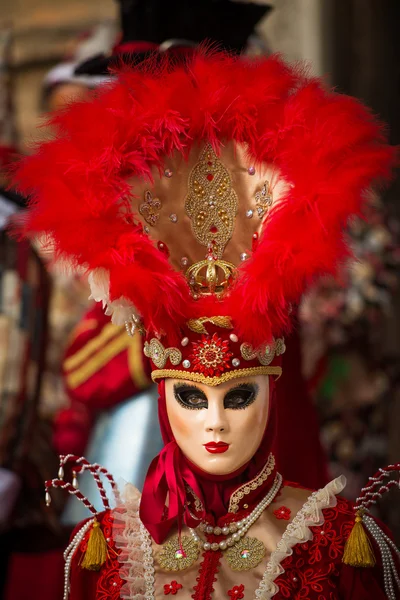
[
  {"x1": 240, "y1": 337, "x2": 286, "y2": 366},
  {"x1": 143, "y1": 338, "x2": 182, "y2": 369},
  {"x1": 186, "y1": 316, "x2": 233, "y2": 335}
]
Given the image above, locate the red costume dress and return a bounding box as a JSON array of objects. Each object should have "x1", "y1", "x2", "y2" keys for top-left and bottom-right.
[{"x1": 15, "y1": 50, "x2": 399, "y2": 599}]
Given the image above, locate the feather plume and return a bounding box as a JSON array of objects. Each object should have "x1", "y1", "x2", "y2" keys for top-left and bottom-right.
[{"x1": 13, "y1": 50, "x2": 395, "y2": 348}]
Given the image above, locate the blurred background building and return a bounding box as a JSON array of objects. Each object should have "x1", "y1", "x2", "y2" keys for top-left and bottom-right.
[{"x1": 0, "y1": 1, "x2": 399, "y2": 599}]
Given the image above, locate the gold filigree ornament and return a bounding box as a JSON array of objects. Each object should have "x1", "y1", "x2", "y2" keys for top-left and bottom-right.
[
  {"x1": 159, "y1": 535, "x2": 200, "y2": 572},
  {"x1": 185, "y1": 144, "x2": 238, "y2": 259},
  {"x1": 255, "y1": 180, "x2": 273, "y2": 219},
  {"x1": 186, "y1": 258, "x2": 236, "y2": 297},
  {"x1": 143, "y1": 338, "x2": 182, "y2": 369},
  {"x1": 139, "y1": 190, "x2": 162, "y2": 226},
  {"x1": 225, "y1": 536, "x2": 266, "y2": 571},
  {"x1": 240, "y1": 338, "x2": 286, "y2": 366}
]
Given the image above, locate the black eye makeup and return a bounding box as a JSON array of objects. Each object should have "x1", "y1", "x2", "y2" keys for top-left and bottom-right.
[
  {"x1": 173, "y1": 382, "x2": 259, "y2": 411},
  {"x1": 173, "y1": 384, "x2": 208, "y2": 410},
  {"x1": 223, "y1": 383, "x2": 259, "y2": 410}
]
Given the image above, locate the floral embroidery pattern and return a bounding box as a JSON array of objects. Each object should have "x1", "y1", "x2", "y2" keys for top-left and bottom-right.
[
  {"x1": 273, "y1": 506, "x2": 291, "y2": 520},
  {"x1": 190, "y1": 333, "x2": 233, "y2": 377},
  {"x1": 164, "y1": 580, "x2": 183, "y2": 595},
  {"x1": 228, "y1": 584, "x2": 245, "y2": 599},
  {"x1": 273, "y1": 495, "x2": 354, "y2": 598}
]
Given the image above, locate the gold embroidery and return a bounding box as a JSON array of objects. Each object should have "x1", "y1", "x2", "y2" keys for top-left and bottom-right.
[
  {"x1": 255, "y1": 180, "x2": 273, "y2": 218},
  {"x1": 225, "y1": 536, "x2": 266, "y2": 571},
  {"x1": 143, "y1": 338, "x2": 182, "y2": 369},
  {"x1": 187, "y1": 316, "x2": 233, "y2": 335},
  {"x1": 151, "y1": 366, "x2": 282, "y2": 386},
  {"x1": 228, "y1": 454, "x2": 276, "y2": 513},
  {"x1": 185, "y1": 484, "x2": 204, "y2": 514},
  {"x1": 159, "y1": 535, "x2": 200, "y2": 572},
  {"x1": 185, "y1": 144, "x2": 238, "y2": 258},
  {"x1": 139, "y1": 190, "x2": 162, "y2": 226},
  {"x1": 240, "y1": 337, "x2": 286, "y2": 366}
]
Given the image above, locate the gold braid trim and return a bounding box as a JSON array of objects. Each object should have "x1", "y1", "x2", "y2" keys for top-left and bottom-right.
[
  {"x1": 228, "y1": 453, "x2": 276, "y2": 513},
  {"x1": 151, "y1": 366, "x2": 282, "y2": 386},
  {"x1": 187, "y1": 316, "x2": 233, "y2": 334}
]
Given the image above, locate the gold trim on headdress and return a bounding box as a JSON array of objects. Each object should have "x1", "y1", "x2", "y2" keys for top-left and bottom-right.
[{"x1": 151, "y1": 366, "x2": 282, "y2": 386}]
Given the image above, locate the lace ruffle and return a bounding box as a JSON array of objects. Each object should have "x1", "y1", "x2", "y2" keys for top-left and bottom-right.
[
  {"x1": 112, "y1": 483, "x2": 155, "y2": 599},
  {"x1": 254, "y1": 476, "x2": 346, "y2": 599}
]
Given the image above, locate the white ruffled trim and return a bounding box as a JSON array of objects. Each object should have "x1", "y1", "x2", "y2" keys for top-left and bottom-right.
[
  {"x1": 88, "y1": 268, "x2": 135, "y2": 325},
  {"x1": 112, "y1": 484, "x2": 155, "y2": 600},
  {"x1": 254, "y1": 475, "x2": 346, "y2": 599}
]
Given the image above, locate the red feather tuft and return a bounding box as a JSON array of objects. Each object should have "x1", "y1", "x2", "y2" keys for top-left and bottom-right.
[{"x1": 12, "y1": 50, "x2": 396, "y2": 348}]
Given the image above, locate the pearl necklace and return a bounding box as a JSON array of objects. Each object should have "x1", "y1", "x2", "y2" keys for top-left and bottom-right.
[{"x1": 189, "y1": 472, "x2": 282, "y2": 552}]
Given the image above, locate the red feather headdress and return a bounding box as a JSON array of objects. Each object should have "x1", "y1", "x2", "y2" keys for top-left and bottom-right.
[{"x1": 13, "y1": 50, "x2": 395, "y2": 384}]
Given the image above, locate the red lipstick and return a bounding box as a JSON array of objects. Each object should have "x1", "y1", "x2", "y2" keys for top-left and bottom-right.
[{"x1": 204, "y1": 442, "x2": 230, "y2": 454}]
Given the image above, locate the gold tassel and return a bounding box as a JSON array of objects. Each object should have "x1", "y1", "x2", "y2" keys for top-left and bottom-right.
[
  {"x1": 343, "y1": 510, "x2": 376, "y2": 568},
  {"x1": 80, "y1": 518, "x2": 108, "y2": 571}
]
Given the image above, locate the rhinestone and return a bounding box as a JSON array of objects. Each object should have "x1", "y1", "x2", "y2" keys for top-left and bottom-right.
[
  {"x1": 175, "y1": 549, "x2": 185, "y2": 559},
  {"x1": 181, "y1": 337, "x2": 189, "y2": 347},
  {"x1": 214, "y1": 527, "x2": 222, "y2": 536},
  {"x1": 240, "y1": 549, "x2": 251, "y2": 559},
  {"x1": 183, "y1": 360, "x2": 191, "y2": 369},
  {"x1": 248, "y1": 166, "x2": 256, "y2": 175},
  {"x1": 164, "y1": 168, "x2": 173, "y2": 178},
  {"x1": 181, "y1": 257, "x2": 189, "y2": 267},
  {"x1": 169, "y1": 213, "x2": 178, "y2": 223},
  {"x1": 246, "y1": 209, "x2": 254, "y2": 218},
  {"x1": 229, "y1": 333, "x2": 238, "y2": 343},
  {"x1": 206, "y1": 525, "x2": 214, "y2": 534},
  {"x1": 240, "y1": 253, "x2": 248, "y2": 262},
  {"x1": 144, "y1": 225, "x2": 150, "y2": 234},
  {"x1": 232, "y1": 358, "x2": 240, "y2": 367}
]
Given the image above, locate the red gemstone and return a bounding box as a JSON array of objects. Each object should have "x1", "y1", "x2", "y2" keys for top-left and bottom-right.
[
  {"x1": 206, "y1": 173, "x2": 214, "y2": 181},
  {"x1": 210, "y1": 226, "x2": 218, "y2": 234},
  {"x1": 207, "y1": 161, "x2": 212, "y2": 166}
]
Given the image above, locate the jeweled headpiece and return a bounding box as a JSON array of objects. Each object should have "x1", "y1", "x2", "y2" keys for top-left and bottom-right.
[{"x1": 14, "y1": 51, "x2": 394, "y2": 384}]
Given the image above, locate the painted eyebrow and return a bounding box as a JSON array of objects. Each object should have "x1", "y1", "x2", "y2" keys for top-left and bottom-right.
[
  {"x1": 173, "y1": 383, "x2": 207, "y2": 395},
  {"x1": 224, "y1": 382, "x2": 259, "y2": 396}
]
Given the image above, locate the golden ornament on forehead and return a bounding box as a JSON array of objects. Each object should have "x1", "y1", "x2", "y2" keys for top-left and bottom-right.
[
  {"x1": 225, "y1": 536, "x2": 266, "y2": 571},
  {"x1": 185, "y1": 143, "x2": 239, "y2": 259},
  {"x1": 159, "y1": 535, "x2": 200, "y2": 572}
]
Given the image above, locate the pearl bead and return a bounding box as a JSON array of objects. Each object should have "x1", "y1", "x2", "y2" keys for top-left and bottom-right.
[
  {"x1": 240, "y1": 253, "x2": 248, "y2": 262},
  {"x1": 181, "y1": 337, "x2": 189, "y2": 346},
  {"x1": 219, "y1": 541, "x2": 227, "y2": 550},
  {"x1": 206, "y1": 525, "x2": 213, "y2": 534},
  {"x1": 246, "y1": 209, "x2": 254, "y2": 218},
  {"x1": 222, "y1": 526, "x2": 230, "y2": 535},
  {"x1": 232, "y1": 533, "x2": 240, "y2": 542},
  {"x1": 203, "y1": 542, "x2": 211, "y2": 551},
  {"x1": 183, "y1": 360, "x2": 191, "y2": 368},
  {"x1": 232, "y1": 358, "x2": 240, "y2": 367},
  {"x1": 229, "y1": 334, "x2": 238, "y2": 343}
]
